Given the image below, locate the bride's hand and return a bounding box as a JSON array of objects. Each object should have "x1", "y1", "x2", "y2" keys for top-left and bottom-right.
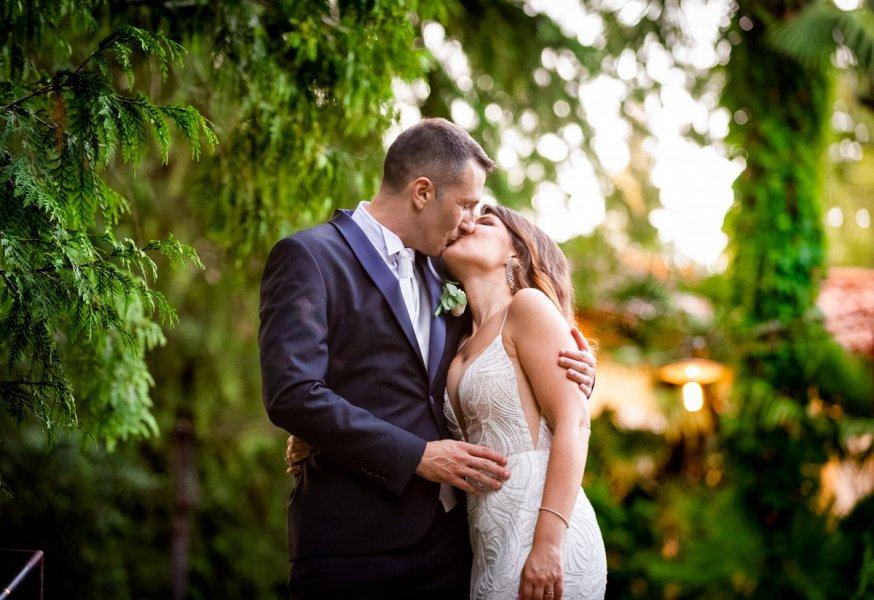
[
  {"x1": 285, "y1": 435, "x2": 312, "y2": 476},
  {"x1": 519, "y1": 542, "x2": 563, "y2": 600}
]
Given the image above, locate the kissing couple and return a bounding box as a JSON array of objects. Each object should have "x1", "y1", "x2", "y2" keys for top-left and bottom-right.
[{"x1": 260, "y1": 118, "x2": 607, "y2": 599}]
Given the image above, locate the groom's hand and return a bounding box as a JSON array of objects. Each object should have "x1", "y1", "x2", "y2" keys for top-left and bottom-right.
[
  {"x1": 416, "y1": 440, "x2": 510, "y2": 495},
  {"x1": 558, "y1": 328, "x2": 596, "y2": 399}
]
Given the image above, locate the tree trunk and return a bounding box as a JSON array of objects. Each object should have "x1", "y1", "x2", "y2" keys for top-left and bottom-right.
[{"x1": 171, "y1": 412, "x2": 198, "y2": 600}]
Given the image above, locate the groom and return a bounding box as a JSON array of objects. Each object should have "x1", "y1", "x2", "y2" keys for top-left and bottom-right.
[{"x1": 259, "y1": 118, "x2": 595, "y2": 599}]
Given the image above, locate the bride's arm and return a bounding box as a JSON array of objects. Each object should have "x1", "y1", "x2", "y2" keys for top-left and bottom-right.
[{"x1": 507, "y1": 288, "x2": 591, "y2": 600}]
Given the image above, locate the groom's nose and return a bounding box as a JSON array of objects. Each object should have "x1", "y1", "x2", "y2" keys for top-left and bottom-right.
[{"x1": 458, "y1": 213, "x2": 476, "y2": 235}]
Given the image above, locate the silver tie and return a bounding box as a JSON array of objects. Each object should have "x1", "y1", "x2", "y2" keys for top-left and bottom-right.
[{"x1": 397, "y1": 248, "x2": 419, "y2": 326}]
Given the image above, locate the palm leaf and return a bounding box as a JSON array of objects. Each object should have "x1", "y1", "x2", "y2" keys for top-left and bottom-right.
[
  {"x1": 768, "y1": 0, "x2": 874, "y2": 77},
  {"x1": 767, "y1": 1, "x2": 842, "y2": 72}
]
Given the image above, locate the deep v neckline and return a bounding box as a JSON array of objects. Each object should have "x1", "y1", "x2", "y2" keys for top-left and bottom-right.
[
  {"x1": 444, "y1": 321, "x2": 546, "y2": 452},
  {"x1": 457, "y1": 334, "x2": 504, "y2": 397},
  {"x1": 446, "y1": 311, "x2": 510, "y2": 439},
  {"x1": 450, "y1": 310, "x2": 509, "y2": 402}
]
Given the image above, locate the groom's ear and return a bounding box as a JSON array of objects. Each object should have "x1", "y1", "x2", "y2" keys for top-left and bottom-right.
[{"x1": 411, "y1": 176, "x2": 435, "y2": 210}]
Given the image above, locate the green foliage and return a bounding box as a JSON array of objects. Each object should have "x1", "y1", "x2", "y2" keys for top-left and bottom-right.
[
  {"x1": 842, "y1": 496, "x2": 874, "y2": 599},
  {"x1": 645, "y1": 484, "x2": 857, "y2": 598},
  {"x1": 185, "y1": 430, "x2": 289, "y2": 599},
  {"x1": 0, "y1": 411, "x2": 289, "y2": 598},
  {"x1": 561, "y1": 230, "x2": 625, "y2": 310},
  {"x1": 1, "y1": 19, "x2": 211, "y2": 444},
  {"x1": 706, "y1": 2, "x2": 874, "y2": 596},
  {"x1": 723, "y1": 0, "x2": 831, "y2": 331},
  {"x1": 583, "y1": 414, "x2": 665, "y2": 597},
  {"x1": 143, "y1": 0, "x2": 444, "y2": 256},
  {"x1": 645, "y1": 488, "x2": 764, "y2": 598},
  {"x1": 0, "y1": 414, "x2": 169, "y2": 597},
  {"x1": 0, "y1": 0, "x2": 102, "y2": 78}
]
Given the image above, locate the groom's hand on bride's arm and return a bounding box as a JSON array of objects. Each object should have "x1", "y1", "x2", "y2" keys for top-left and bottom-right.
[
  {"x1": 558, "y1": 328, "x2": 596, "y2": 399},
  {"x1": 415, "y1": 440, "x2": 510, "y2": 495}
]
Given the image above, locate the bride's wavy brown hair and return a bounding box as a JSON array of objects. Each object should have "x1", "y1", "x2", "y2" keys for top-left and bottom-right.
[{"x1": 481, "y1": 204, "x2": 575, "y2": 324}]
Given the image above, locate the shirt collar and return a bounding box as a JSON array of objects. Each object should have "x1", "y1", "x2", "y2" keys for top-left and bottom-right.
[{"x1": 351, "y1": 201, "x2": 407, "y2": 261}]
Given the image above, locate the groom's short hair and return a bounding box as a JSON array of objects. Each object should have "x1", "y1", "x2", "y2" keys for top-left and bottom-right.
[{"x1": 382, "y1": 118, "x2": 496, "y2": 196}]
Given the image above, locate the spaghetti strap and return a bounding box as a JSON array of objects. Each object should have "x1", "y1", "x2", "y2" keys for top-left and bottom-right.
[
  {"x1": 459, "y1": 309, "x2": 510, "y2": 352},
  {"x1": 498, "y1": 309, "x2": 510, "y2": 334}
]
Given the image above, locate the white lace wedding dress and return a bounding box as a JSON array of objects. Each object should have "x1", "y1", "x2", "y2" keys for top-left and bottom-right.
[{"x1": 444, "y1": 332, "x2": 607, "y2": 600}]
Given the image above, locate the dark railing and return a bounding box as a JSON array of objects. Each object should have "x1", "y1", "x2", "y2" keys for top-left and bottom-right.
[{"x1": 0, "y1": 549, "x2": 43, "y2": 599}]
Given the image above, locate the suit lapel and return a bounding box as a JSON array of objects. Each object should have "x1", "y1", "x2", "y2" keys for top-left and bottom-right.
[{"x1": 330, "y1": 211, "x2": 424, "y2": 366}]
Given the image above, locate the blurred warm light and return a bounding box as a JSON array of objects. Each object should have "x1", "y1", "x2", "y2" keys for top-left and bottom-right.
[
  {"x1": 818, "y1": 268, "x2": 874, "y2": 357},
  {"x1": 682, "y1": 382, "x2": 704, "y2": 412},
  {"x1": 705, "y1": 469, "x2": 722, "y2": 487},
  {"x1": 820, "y1": 453, "x2": 874, "y2": 516},
  {"x1": 658, "y1": 357, "x2": 727, "y2": 385},
  {"x1": 661, "y1": 537, "x2": 680, "y2": 559},
  {"x1": 588, "y1": 361, "x2": 668, "y2": 433}
]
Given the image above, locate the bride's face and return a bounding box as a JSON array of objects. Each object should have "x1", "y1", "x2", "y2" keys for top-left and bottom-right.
[{"x1": 443, "y1": 211, "x2": 515, "y2": 272}]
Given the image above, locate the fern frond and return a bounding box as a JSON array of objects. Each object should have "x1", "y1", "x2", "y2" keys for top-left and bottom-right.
[
  {"x1": 101, "y1": 26, "x2": 188, "y2": 86},
  {"x1": 141, "y1": 102, "x2": 171, "y2": 164},
  {"x1": 163, "y1": 104, "x2": 218, "y2": 161},
  {"x1": 116, "y1": 98, "x2": 148, "y2": 166},
  {"x1": 144, "y1": 234, "x2": 204, "y2": 269}
]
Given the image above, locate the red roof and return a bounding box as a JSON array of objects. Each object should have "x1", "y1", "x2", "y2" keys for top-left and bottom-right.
[{"x1": 818, "y1": 267, "x2": 874, "y2": 357}]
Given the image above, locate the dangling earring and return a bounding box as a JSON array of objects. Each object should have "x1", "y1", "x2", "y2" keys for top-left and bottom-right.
[{"x1": 505, "y1": 257, "x2": 516, "y2": 291}]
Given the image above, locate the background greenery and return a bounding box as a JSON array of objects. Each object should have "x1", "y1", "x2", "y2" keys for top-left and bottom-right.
[{"x1": 2, "y1": 1, "x2": 873, "y2": 598}]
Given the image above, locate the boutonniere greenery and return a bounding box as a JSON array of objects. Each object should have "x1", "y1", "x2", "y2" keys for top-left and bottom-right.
[{"x1": 434, "y1": 280, "x2": 467, "y2": 317}]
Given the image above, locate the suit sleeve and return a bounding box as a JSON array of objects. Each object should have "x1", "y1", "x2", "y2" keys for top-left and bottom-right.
[{"x1": 259, "y1": 237, "x2": 426, "y2": 495}]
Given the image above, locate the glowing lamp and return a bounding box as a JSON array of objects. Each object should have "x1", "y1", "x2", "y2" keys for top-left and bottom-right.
[
  {"x1": 682, "y1": 382, "x2": 704, "y2": 412},
  {"x1": 658, "y1": 357, "x2": 727, "y2": 413},
  {"x1": 657, "y1": 358, "x2": 726, "y2": 386}
]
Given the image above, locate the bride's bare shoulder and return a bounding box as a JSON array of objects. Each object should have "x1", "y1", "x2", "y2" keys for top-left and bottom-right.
[{"x1": 506, "y1": 288, "x2": 567, "y2": 331}]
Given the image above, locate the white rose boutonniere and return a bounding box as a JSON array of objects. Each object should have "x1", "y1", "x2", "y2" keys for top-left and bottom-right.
[{"x1": 434, "y1": 280, "x2": 467, "y2": 317}]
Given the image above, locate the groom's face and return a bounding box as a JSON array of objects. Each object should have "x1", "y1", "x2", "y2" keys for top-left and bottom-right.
[{"x1": 417, "y1": 159, "x2": 486, "y2": 257}]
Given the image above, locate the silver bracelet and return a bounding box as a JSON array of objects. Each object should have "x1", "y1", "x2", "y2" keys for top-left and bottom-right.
[{"x1": 539, "y1": 505, "x2": 570, "y2": 528}]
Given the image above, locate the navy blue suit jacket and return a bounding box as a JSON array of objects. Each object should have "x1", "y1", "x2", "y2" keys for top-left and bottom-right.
[{"x1": 259, "y1": 210, "x2": 469, "y2": 559}]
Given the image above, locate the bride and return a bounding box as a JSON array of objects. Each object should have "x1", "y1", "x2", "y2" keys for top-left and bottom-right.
[{"x1": 441, "y1": 204, "x2": 607, "y2": 600}]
